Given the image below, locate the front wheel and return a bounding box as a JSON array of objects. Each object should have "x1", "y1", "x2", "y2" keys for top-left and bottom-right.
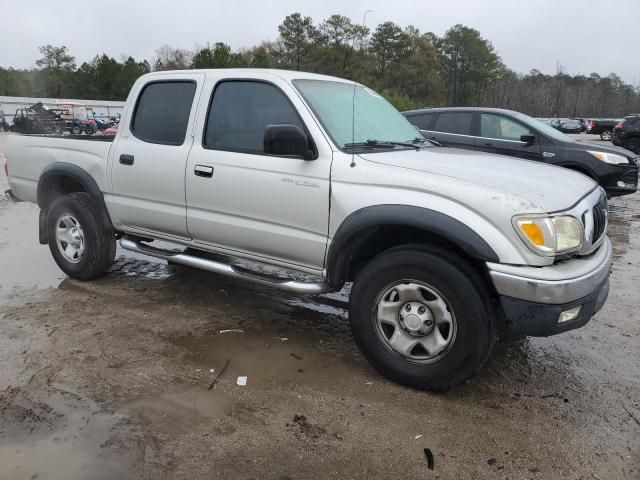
[
  {"x1": 47, "y1": 193, "x2": 116, "y2": 280},
  {"x1": 624, "y1": 138, "x2": 640, "y2": 154},
  {"x1": 349, "y1": 247, "x2": 495, "y2": 391},
  {"x1": 600, "y1": 130, "x2": 613, "y2": 141}
]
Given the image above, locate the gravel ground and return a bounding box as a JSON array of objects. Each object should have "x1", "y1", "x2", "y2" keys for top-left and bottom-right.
[{"x1": 0, "y1": 132, "x2": 638, "y2": 479}]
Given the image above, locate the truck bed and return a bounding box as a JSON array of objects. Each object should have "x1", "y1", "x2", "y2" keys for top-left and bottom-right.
[{"x1": 5, "y1": 133, "x2": 114, "y2": 204}]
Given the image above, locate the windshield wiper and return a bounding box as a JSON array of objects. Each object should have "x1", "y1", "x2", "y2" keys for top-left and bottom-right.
[
  {"x1": 410, "y1": 136, "x2": 441, "y2": 147},
  {"x1": 344, "y1": 139, "x2": 420, "y2": 150}
]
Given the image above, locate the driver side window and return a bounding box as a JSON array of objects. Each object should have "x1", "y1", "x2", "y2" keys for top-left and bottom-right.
[
  {"x1": 204, "y1": 81, "x2": 305, "y2": 155},
  {"x1": 480, "y1": 114, "x2": 531, "y2": 141}
]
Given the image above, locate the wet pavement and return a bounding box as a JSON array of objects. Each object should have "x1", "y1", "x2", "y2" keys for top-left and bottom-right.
[{"x1": 0, "y1": 133, "x2": 639, "y2": 479}]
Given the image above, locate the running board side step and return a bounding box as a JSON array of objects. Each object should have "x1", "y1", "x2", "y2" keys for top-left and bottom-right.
[{"x1": 119, "y1": 238, "x2": 332, "y2": 295}]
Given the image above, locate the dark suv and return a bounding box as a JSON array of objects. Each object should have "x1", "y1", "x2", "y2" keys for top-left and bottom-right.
[
  {"x1": 613, "y1": 115, "x2": 640, "y2": 154},
  {"x1": 403, "y1": 107, "x2": 638, "y2": 197}
]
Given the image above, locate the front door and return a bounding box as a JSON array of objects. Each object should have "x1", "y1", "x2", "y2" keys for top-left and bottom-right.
[
  {"x1": 475, "y1": 113, "x2": 543, "y2": 161},
  {"x1": 186, "y1": 79, "x2": 331, "y2": 271},
  {"x1": 109, "y1": 75, "x2": 204, "y2": 239}
]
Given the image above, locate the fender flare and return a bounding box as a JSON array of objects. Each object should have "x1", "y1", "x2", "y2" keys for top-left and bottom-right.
[
  {"x1": 37, "y1": 162, "x2": 114, "y2": 234},
  {"x1": 326, "y1": 204, "x2": 499, "y2": 287}
]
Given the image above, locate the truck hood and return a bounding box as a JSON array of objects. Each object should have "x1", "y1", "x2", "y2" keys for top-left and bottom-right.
[{"x1": 359, "y1": 147, "x2": 597, "y2": 211}]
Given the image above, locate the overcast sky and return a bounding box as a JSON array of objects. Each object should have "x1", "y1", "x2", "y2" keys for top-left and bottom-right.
[{"x1": 1, "y1": 0, "x2": 638, "y2": 84}]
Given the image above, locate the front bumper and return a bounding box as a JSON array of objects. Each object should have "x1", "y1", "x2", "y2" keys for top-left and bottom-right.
[{"x1": 487, "y1": 237, "x2": 612, "y2": 336}]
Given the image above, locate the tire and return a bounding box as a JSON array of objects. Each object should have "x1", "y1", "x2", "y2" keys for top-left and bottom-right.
[
  {"x1": 349, "y1": 247, "x2": 496, "y2": 391},
  {"x1": 600, "y1": 130, "x2": 613, "y2": 141},
  {"x1": 46, "y1": 193, "x2": 116, "y2": 280},
  {"x1": 624, "y1": 138, "x2": 640, "y2": 154},
  {"x1": 71, "y1": 126, "x2": 82, "y2": 135}
]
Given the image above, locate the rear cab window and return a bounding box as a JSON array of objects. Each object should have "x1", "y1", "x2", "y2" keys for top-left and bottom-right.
[
  {"x1": 131, "y1": 81, "x2": 197, "y2": 145},
  {"x1": 432, "y1": 112, "x2": 473, "y2": 135}
]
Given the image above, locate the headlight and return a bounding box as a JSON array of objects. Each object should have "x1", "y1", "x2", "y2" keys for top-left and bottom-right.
[
  {"x1": 587, "y1": 150, "x2": 629, "y2": 165},
  {"x1": 514, "y1": 215, "x2": 583, "y2": 256}
]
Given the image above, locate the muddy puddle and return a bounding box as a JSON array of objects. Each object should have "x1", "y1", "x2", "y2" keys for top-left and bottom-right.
[
  {"x1": 0, "y1": 390, "x2": 140, "y2": 480},
  {"x1": 0, "y1": 199, "x2": 65, "y2": 300}
]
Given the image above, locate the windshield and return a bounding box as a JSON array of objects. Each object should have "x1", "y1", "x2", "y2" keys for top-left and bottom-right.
[
  {"x1": 514, "y1": 112, "x2": 574, "y2": 142},
  {"x1": 293, "y1": 80, "x2": 424, "y2": 150}
]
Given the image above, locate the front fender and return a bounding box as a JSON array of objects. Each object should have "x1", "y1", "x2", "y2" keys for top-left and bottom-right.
[{"x1": 326, "y1": 204, "x2": 499, "y2": 287}]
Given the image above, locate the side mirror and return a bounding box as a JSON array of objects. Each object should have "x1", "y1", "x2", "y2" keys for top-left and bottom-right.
[
  {"x1": 520, "y1": 134, "x2": 536, "y2": 146},
  {"x1": 264, "y1": 124, "x2": 314, "y2": 159}
]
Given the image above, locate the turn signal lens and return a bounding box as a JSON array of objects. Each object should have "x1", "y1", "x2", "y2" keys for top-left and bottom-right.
[{"x1": 521, "y1": 223, "x2": 545, "y2": 246}]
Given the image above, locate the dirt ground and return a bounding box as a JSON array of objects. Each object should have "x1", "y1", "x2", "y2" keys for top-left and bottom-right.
[{"x1": 0, "y1": 132, "x2": 638, "y2": 479}]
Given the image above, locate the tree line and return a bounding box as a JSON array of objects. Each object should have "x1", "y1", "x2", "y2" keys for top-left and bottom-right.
[{"x1": 1, "y1": 13, "x2": 638, "y2": 118}]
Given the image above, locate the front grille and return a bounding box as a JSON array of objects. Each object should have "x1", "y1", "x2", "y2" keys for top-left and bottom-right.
[{"x1": 591, "y1": 196, "x2": 608, "y2": 243}]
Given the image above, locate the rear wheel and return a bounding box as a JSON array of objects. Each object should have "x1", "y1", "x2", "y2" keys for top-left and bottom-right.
[
  {"x1": 349, "y1": 247, "x2": 495, "y2": 391},
  {"x1": 624, "y1": 138, "x2": 640, "y2": 154},
  {"x1": 600, "y1": 130, "x2": 613, "y2": 141},
  {"x1": 47, "y1": 193, "x2": 116, "y2": 280},
  {"x1": 71, "y1": 126, "x2": 82, "y2": 135}
]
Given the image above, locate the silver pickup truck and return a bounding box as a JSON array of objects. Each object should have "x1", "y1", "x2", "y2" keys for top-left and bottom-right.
[{"x1": 4, "y1": 69, "x2": 612, "y2": 390}]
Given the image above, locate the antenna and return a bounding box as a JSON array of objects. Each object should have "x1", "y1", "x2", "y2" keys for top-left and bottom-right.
[{"x1": 350, "y1": 81, "x2": 357, "y2": 168}]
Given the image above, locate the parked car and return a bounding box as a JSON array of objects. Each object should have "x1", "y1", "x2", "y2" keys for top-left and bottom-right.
[
  {"x1": 5, "y1": 69, "x2": 614, "y2": 391},
  {"x1": 403, "y1": 107, "x2": 638, "y2": 197},
  {"x1": 586, "y1": 118, "x2": 620, "y2": 141},
  {"x1": 549, "y1": 118, "x2": 563, "y2": 130},
  {"x1": 98, "y1": 123, "x2": 119, "y2": 136},
  {"x1": 570, "y1": 117, "x2": 587, "y2": 132},
  {"x1": 612, "y1": 114, "x2": 640, "y2": 154},
  {"x1": 557, "y1": 119, "x2": 583, "y2": 134}
]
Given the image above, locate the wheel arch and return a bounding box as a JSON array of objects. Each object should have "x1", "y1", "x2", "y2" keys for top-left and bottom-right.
[
  {"x1": 37, "y1": 162, "x2": 114, "y2": 242},
  {"x1": 326, "y1": 205, "x2": 499, "y2": 289}
]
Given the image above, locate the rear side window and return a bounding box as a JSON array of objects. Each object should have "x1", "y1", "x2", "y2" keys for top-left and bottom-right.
[
  {"x1": 433, "y1": 112, "x2": 472, "y2": 135},
  {"x1": 204, "y1": 81, "x2": 304, "y2": 154},
  {"x1": 131, "y1": 81, "x2": 196, "y2": 145},
  {"x1": 408, "y1": 113, "x2": 434, "y2": 130},
  {"x1": 480, "y1": 114, "x2": 531, "y2": 141}
]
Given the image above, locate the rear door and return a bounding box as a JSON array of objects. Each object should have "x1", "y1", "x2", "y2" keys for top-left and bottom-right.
[
  {"x1": 109, "y1": 74, "x2": 204, "y2": 239},
  {"x1": 422, "y1": 111, "x2": 475, "y2": 150},
  {"x1": 475, "y1": 113, "x2": 543, "y2": 161}
]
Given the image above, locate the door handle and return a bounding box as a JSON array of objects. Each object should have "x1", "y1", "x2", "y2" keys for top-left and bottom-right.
[
  {"x1": 194, "y1": 165, "x2": 214, "y2": 178},
  {"x1": 119, "y1": 154, "x2": 134, "y2": 166}
]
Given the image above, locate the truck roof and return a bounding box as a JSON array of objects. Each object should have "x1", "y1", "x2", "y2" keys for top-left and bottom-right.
[{"x1": 139, "y1": 68, "x2": 355, "y2": 85}]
